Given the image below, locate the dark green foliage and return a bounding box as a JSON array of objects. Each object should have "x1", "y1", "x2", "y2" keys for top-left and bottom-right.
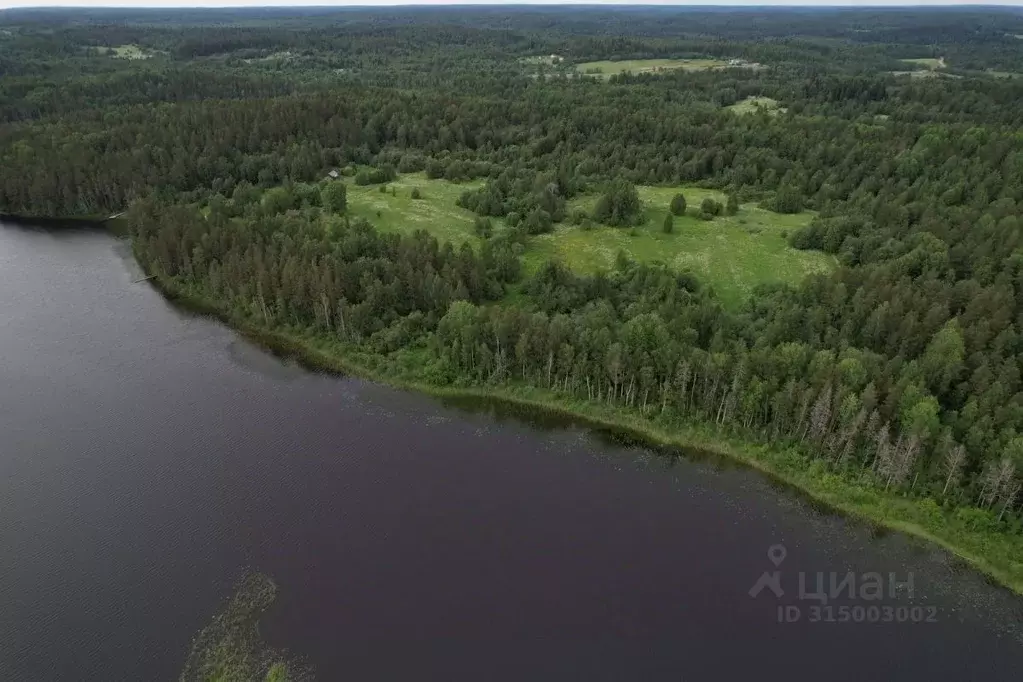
[
  {"x1": 523, "y1": 207, "x2": 553, "y2": 235},
  {"x1": 355, "y1": 166, "x2": 397, "y2": 186},
  {"x1": 726, "y1": 193, "x2": 739, "y2": 216},
  {"x1": 411, "y1": 187, "x2": 422, "y2": 200},
  {"x1": 425, "y1": 159, "x2": 446, "y2": 180},
  {"x1": 261, "y1": 187, "x2": 295, "y2": 215},
  {"x1": 474, "y1": 215, "x2": 493, "y2": 239},
  {"x1": 670, "y1": 193, "x2": 687, "y2": 216},
  {"x1": 321, "y1": 181, "x2": 346, "y2": 213},
  {"x1": 457, "y1": 169, "x2": 569, "y2": 223},
  {"x1": 593, "y1": 178, "x2": 642, "y2": 227},
  {"x1": 699, "y1": 197, "x2": 723, "y2": 221},
  {"x1": 662, "y1": 212, "x2": 674, "y2": 234},
  {"x1": 771, "y1": 186, "x2": 804, "y2": 214}
]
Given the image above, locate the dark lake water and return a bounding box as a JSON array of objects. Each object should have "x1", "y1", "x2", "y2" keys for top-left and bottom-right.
[{"x1": 2, "y1": 223, "x2": 1023, "y2": 682}]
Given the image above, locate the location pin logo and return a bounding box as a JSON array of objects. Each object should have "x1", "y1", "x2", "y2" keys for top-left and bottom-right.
[
  {"x1": 768, "y1": 544, "x2": 787, "y2": 567},
  {"x1": 749, "y1": 543, "x2": 787, "y2": 598}
]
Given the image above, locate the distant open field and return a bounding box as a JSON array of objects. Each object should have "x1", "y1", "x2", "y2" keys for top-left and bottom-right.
[
  {"x1": 900, "y1": 57, "x2": 946, "y2": 70},
  {"x1": 344, "y1": 173, "x2": 491, "y2": 248},
  {"x1": 94, "y1": 44, "x2": 154, "y2": 59},
  {"x1": 528, "y1": 186, "x2": 834, "y2": 308},
  {"x1": 522, "y1": 54, "x2": 564, "y2": 66},
  {"x1": 727, "y1": 96, "x2": 785, "y2": 115},
  {"x1": 338, "y1": 174, "x2": 833, "y2": 308},
  {"x1": 891, "y1": 70, "x2": 944, "y2": 79},
  {"x1": 576, "y1": 58, "x2": 747, "y2": 78},
  {"x1": 243, "y1": 51, "x2": 296, "y2": 63}
]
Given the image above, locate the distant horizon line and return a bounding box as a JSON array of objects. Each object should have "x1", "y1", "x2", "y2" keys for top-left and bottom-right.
[
  {"x1": 4, "y1": 0, "x2": 1023, "y2": 12},
  {"x1": 4, "y1": 1, "x2": 1023, "y2": 8}
]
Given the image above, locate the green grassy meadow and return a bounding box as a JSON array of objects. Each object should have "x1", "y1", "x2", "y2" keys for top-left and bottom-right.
[
  {"x1": 344, "y1": 172, "x2": 492, "y2": 247},
  {"x1": 529, "y1": 186, "x2": 834, "y2": 307},
  {"x1": 576, "y1": 58, "x2": 732, "y2": 77},
  {"x1": 727, "y1": 96, "x2": 785, "y2": 115},
  {"x1": 341, "y1": 175, "x2": 834, "y2": 308},
  {"x1": 95, "y1": 44, "x2": 154, "y2": 59},
  {"x1": 891, "y1": 70, "x2": 944, "y2": 79},
  {"x1": 901, "y1": 57, "x2": 946, "y2": 70},
  {"x1": 522, "y1": 54, "x2": 565, "y2": 66}
]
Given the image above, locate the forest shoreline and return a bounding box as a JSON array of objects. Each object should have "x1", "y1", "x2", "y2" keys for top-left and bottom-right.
[
  {"x1": 0, "y1": 214, "x2": 111, "y2": 229},
  {"x1": 141, "y1": 266, "x2": 1023, "y2": 598}
]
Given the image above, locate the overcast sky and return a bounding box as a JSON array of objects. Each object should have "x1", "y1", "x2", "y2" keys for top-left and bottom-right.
[{"x1": 1, "y1": 0, "x2": 1021, "y2": 8}]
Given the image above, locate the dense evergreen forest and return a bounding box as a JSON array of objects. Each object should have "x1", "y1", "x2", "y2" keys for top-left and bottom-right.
[{"x1": 6, "y1": 6, "x2": 1023, "y2": 591}]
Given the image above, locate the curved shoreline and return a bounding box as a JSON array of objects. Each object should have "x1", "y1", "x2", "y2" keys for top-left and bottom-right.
[{"x1": 146, "y1": 272, "x2": 1023, "y2": 597}]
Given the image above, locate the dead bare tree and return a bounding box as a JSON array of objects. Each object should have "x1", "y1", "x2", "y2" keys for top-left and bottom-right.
[
  {"x1": 831, "y1": 407, "x2": 867, "y2": 465},
  {"x1": 941, "y1": 442, "x2": 967, "y2": 497},
  {"x1": 871, "y1": 421, "x2": 891, "y2": 473},
  {"x1": 887, "y1": 433, "x2": 920, "y2": 491},
  {"x1": 796, "y1": 387, "x2": 814, "y2": 441},
  {"x1": 977, "y1": 458, "x2": 1014, "y2": 508},
  {"x1": 807, "y1": 384, "x2": 833, "y2": 451},
  {"x1": 998, "y1": 481, "x2": 1021, "y2": 523}
]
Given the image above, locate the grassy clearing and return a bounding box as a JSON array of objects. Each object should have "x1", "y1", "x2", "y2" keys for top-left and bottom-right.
[
  {"x1": 576, "y1": 58, "x2": 737, "y2": 78},
  {"x1": 891, "y1": 69, "x2": 960, "y2": 80},
  {"x1": 522, "y1": 54, "x2": 564, "y2": 66},
  {"x1": 343, "y1": 172, "x2": 493, "y2": 248},
  {"x1": 95, "y1": 44, "x2": 154, "y2": 59},
  {"x1": 727, "y1": 96, "x2": 786, "y2": 116},
  {"x1": 901, "y1": 57, "x2": 946, "y2": 70},
  {"x1": 337, "y1": 174, "x2": 832, "y2": 308},
  {"x1": 891, "y1": 70, "x2": 940, "y2": 79},
  {"x1": 527, "y1": 186, "x2": 834, "y2": 308},
  {"x1": 244, "y1": 51, "x2": 297, "y2": 63}
]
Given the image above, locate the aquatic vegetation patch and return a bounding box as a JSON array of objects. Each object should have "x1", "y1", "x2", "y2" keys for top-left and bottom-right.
[{"x1": 179, "y1": 573, "x2": 311, "y2": 682}]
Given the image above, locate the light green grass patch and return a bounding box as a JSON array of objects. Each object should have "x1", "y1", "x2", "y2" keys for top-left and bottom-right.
[
  {"x1": 576, "y1": 58, "x2": 736, "y2": 78},
  {"x1": 900, "y1": 57, "x2": 946, "y2": 70},
  {"x1": 891, "y1": 70, "x2": 960, "y2": 80},
  {"x1": 244, "y1": 51, "x2": 297, "y2": 64},
  {"x1": 341, "y1": 173, "x2": 494, "y2": 248},
  {"x1": 336, "y1": 174, "x2": 832, "y2": 308},
  {"x1": 522, "y1": 54, "x2": 564, "y2": 66},
  {"x1": 727, "y1": 96, "x2": 786, "y2": 116},
  {"x1": 526, "y1": 186, "x2": 835, "y2": 308},
  {"x1": 95, "y1": 44, "x2": 154, "y2": 60}
]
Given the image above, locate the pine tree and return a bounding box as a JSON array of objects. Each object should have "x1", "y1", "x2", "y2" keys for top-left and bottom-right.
[
  {"x1": 670, "y1": 193, "x2": 687, "y2": 216},
  {"x1": 726, "y1": 193, "x2": 739, "y2": 215}
]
